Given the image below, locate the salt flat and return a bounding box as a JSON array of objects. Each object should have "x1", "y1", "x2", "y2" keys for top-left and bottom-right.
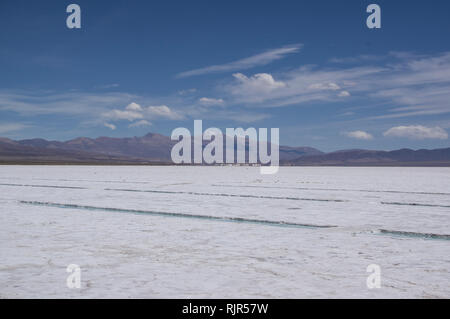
[{"x1": 0, "y1": 166, "x2": 449, "y2": 298}]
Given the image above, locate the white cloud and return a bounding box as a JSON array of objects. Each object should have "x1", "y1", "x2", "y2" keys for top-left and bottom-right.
[
  {"x1": 229, "y1": 73, "x2": 286, "y2": 102},
  {"x1": 225, "y1": 66, "x2": 381, "y2": 106},
  {"x1": 125, "y1": 102, "x2": 143, "y2": 112},
  {"x1": 146, "y1": 105, "x2": 183, "y2": 120},
  {"x1": 0, "y1": 123, "x2": 29, "y2": 134},
  {"x1": 176, "y1": 44, "x2": 302, "y2": 78},
  {"x1": 383, "y1": 125, "x2": 448, "y2": 140},
  {"x1": 343, "y1": 130, "x2": 374, "y2": 140},
  {"x1": 233, "y1": 73, "x2": 286, "y2": 90},
  {"x1": 103, "y1": 109, "x2": 143, "y2": 121},
  {"x1": 309, "y1": 82, "x2": 340, "y2": 91},
  {"x1": 104, "y1": 123, "x2": 116, "y2": 130},
  {"x1": 0, "y1": 89, "x2": 267, "y2": 131},
  {"x1": 102, "y1": 103, "x2": 183, "y2": 128},
  {"x1": 4, "y1": 50, "x2": 450, "y2": 136},
  {"x1": 129, "y1": 120, "x2": 151, "y2": 128},
  {"x1": 338, "y1": 91, "x2": 351, "y2": 97},
  {"x1": 199, "y1": 97, "x2": 225, "y2": 106}
]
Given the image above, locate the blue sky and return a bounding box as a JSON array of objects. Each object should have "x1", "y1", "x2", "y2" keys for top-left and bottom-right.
[{"x1": 0, "y1": 0, "x2": 449, "y2": 151}]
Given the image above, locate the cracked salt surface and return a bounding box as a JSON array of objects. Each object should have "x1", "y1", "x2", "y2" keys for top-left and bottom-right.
[{"x1": 0, "y1": 166, "x2": 449, "y2": 298}]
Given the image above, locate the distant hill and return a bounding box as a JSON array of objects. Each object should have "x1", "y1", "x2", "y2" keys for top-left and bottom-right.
[
  {"x1": 286, "y1": 148, "x2": 450, "y2": 166},
  {"x1": 17, "y1": 133, "x2": 175, "y2": 162},
  {"x1": 1, "y1": 133, "x2": 449, "y2": 166},
  {"x1": 0, "y1": 137, "x2": 157, "y2": 164},
  {"x1": 8, "y1": 133, "x2": 323, "y2": 163}
]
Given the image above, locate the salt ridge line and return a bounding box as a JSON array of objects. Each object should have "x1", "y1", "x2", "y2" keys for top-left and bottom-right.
[
  {"x1": 4, "y1": 177, "x2": 447, "y2": 196},
  {"x1": 381, "y1": 202, "x2": 450, "y2": 208},
  {"x1": 378, "y1": 229, "x2": 450, "y2": 241},
  {"x1": 0, "y1": 177, "x2": 148, "y2": 184},
  {"x1": 33, "y1": 178, "x2": 151, "y2": 184},
  {"x1": 0, "y1": 182, "x2": 356, "y2": 203},
  {"x1": 211, "y1": 184, "x2": 450, "y2": 196},
  {"x1": 3, "y1": 183, "x2": 446, "y2": 207},
  {"x1": 3, "y1": 177, "x2": 193, "y2": 187},
  {"x1": 0, "y1": 183, "x2": 87, "y2": 190},
  {"x1": 19, "y1": 201, "x2": 450, "y2": 241},
  {"x1": 104, "y1": 188, "x2": 346, "y2": 202},
  {"x1": 6, "y1": 176, "x2": 448, "y2": 196},
  {"x1": 19, "y1": 200, "x2": 337, "y2": 229}
]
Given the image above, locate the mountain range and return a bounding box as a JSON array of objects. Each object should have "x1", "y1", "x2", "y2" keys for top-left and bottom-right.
[{"x1": 0, "y1": 133, "x2": 449, "y2": 166}]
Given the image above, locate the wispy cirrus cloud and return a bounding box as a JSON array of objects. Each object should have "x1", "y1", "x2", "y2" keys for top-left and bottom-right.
[
  {"x1": 0, "y1": 88, "x2": 271, "y2": 135},
  {"x1": 0, "y1": 90, "x2": 137, "y2": 116},
  {"x1": 222, "y1": 51, "x2": 450, "y2": 120},
  {"x1": 176, "y1": 44, "x2": 302, "y2": 78},
  {"x1": 96, "y1": 83, "x2": 120, "y2": 89},
  {"x1": 329, "y1": 54, "x2": 382, "y2": 64},
  {"x1": 0, "y1": 123, "x2": 30, "y2": 134},
  {"x1": 3, "y1": 49, "x2": 450, "y2": 141}
]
